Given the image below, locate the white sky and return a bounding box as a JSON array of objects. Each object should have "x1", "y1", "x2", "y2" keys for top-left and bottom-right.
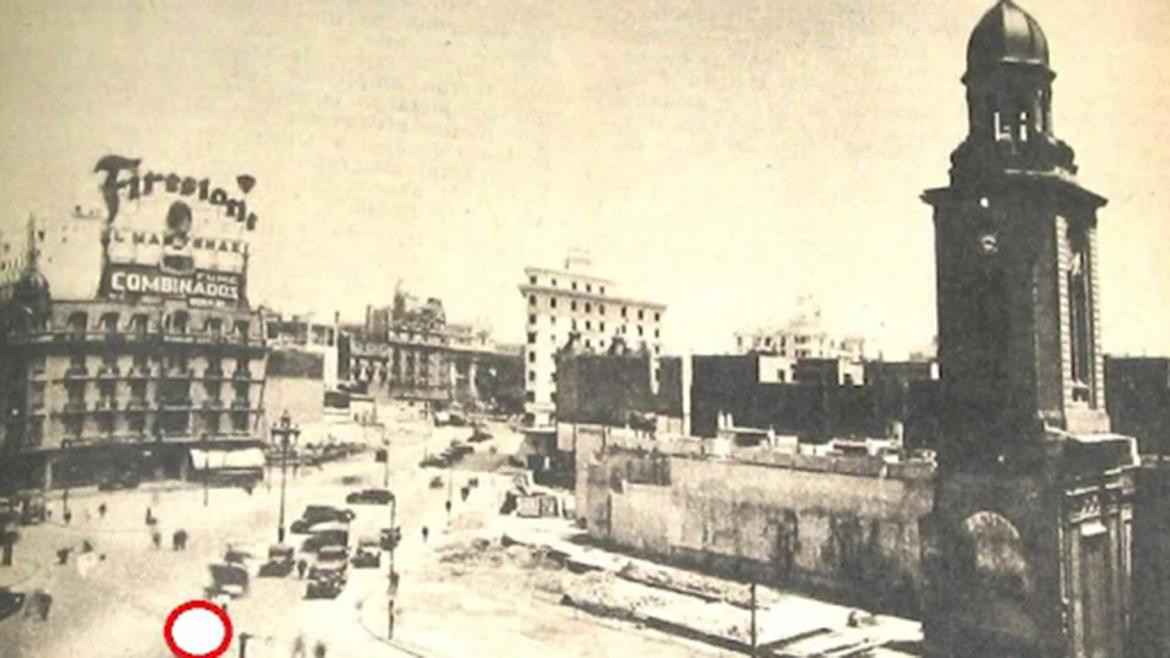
[{"x1": 1, "y1": 0, "x2": 1167, "y2": 358}]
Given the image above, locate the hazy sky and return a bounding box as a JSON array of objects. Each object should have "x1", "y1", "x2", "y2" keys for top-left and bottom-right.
[{"x1": 1, "y1": 0, "x2": 1167, "y2": 358}]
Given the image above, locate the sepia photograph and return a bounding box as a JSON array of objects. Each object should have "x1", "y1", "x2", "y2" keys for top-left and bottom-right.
[{"x1": 1, "y1": 1, "x2": 1168, "y2": 657}]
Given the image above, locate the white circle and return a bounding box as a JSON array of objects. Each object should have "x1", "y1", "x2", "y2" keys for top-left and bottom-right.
[{"x1": 171, "y1": 607, "x2": 228, "y2": 655}]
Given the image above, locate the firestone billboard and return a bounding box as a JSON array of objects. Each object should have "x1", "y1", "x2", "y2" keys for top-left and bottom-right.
[{"x1": 94, "y1": 154, "x2": 258, "y2": 307}]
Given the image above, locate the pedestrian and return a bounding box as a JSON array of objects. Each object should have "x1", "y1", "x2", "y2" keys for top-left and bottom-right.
[
  {"x1": 312, "y1": 640, "x2": 326, "y2": 658},
  {"x1": 421, "y1": 526, "x2": 429, "y2": 543},
  {"x1": 172, "y1": 530, "x2": 183, "y2": 551},
  {"x1": 296, "y1": 559, "x2": 307, "y2": 579},
  {"x1": 291, "y1": 634, "x2": 307, "y2": 658},
  {"x1": 56, "y1": 547, "x2": 71, "y2": 565},
  {"x1": 151, "y1": 529, "x2": 162, "y2": 550},
  {"x1": 63, "y1": 510, "x2": 72, "y2": 525},
  {"x1": 80, "y1": 539, "x2": 94, "y2": 553},
  {"x1": 144, "y1": 507, "x2": 154, "y2": 526},
  {"x1": 38, "y1": 589, "x2": 52, "y2": 621},
  {"x1": 97, "y1": 503, "x2": 107, "y2": 519}
]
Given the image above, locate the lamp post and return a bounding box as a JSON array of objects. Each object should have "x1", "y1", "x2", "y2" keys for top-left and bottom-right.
[
  {"x1": 60, "y1": 439, "x2": 72, "y2": 522},
  {"x1": 201, "y1": 433, "x2": 210, "y2": 508},
  {"x1": 271, "y1": 410, "x2": 300, "y2": 544}
]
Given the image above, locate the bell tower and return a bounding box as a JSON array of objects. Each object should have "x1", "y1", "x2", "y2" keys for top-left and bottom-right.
[
  {"x1": 920, "y1": 3, "x2": 1137, "y2": 657},
  {"x1": 923, "y1": 0, "x2": 1109, "y2": 472}
]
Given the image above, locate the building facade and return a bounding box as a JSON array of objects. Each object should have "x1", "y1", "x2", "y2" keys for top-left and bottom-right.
[
  {"x1": 345, "y1": 286, "x2": 519, "y2": 413},
  {"x1": 734, "y1": 296, "x2": 865, "y2": 361},
  {"x1": 0, "y1": 160, "x2": 267, "y2": 492},
  {"x1": 519, "y1": 254, "x2": 666, "y2": 427}
]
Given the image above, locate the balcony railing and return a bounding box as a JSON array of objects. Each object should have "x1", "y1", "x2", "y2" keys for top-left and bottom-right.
[
  {"x1": 63, "y1": 401, "x2": 88, "y2": 414},
  {"x1": 160, "y1": 398, "x2": 194, "y2": 410},
  {"x1": 64, "y1": 366, "x2": 89, "y2": 379},
  {"x1": 204, "y1": 368, "x2": 226, "y2": 380},
  {"x1": 94, "y1": 399, "x2": 118, "y2": 412},
  {"x1": 202, "y1": 399, "x2": 225, "y2": 410},
  {"x1": 97, "y1": 365, "x2": 121, "y2": 379},
  {"x1": 125, "y1": 399, "x2": 149, "y2": 411},
  {"x1": 162, "y1": 368, "x2": 194, "y2": 380},
  {"x1": 230, "y1": 398, "x2": 251, "y2": 410},
  {"x1": 126, "y1": 365, "x2": 153, "y2": 379},
  {"x1": 231, "y1": 370, "x2": 253, "y2": 381},
  {"x1": 14, "y1": 329, "x2": 267, "y2": 349}
]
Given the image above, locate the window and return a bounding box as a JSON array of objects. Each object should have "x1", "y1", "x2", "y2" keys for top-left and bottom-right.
[
  {"x1": 638, "y1": 326, "x2": 644, "y2": 337},
  {"x1": 529, "y1": 295, "x2": 536, "y2": 306},
  {"x1": 130, "y1": 381, "x2": 147, "y2": 402},
  {"x1": 551, "y1": 278, "x2": 557, "y2": 286},
  {"x1": 528, "y1": 314, "x2": 537, "y2": 325},
  {"x1": 585, "y1": 303, "x2": 591, "y2": 313},
  {"x1": 550, "y1": 298, "x2": 557, "y2": 309},
  {"x1": 600, "y1": 322, "x2": 606, "y2": 332},
  {"x1": 231, "y1": 412, "x2": 249, "y2": 431},
  {"x1": 233, "y1": 381, "x2": 249, "y2": 400},
  {"x1": 27, "y1": 418, "x2": 44, "y2": 447},
  {"x1": 525, "y1": 391, "x2": 535, "y2": 403},
  {"x1": 528, "y1": 371, "x2": 535, "y2": 382},
  {"x1": 571, "y1": 301, "x2": 577, "y2": 311},
  {"x1": 655, "y1": 329, "x2": 660, "y2": 338},
  {"x1": 527, "y1": 332, "x2": 537, "y2": 344},
  {"x1": 655, "y1": 312, "x2": 661, "y2": 322},
  {"x1": 621, "y1": 307, "x2": 628, "y2": 318},
  {"x1": 1068, "y1": 227, "x2": 1092, "y2": 401},
  {"x1": 777, "y1": 370, "x2": 787, "y2": 383},
  {"x1": 98, "y1": 381, "x2": 115, "y2": 401},
  {"x1": 234, "y1": 320, "x2": 250, "y2": 338},
  {"x1": 599, "y1": 304, "x2": 605, "y2": 314},
  {"x1": 529, "y1": 275, "x2": 537, "y2": 285},
  {"x1": 206, "y1": 318, "x2": 223, "y2": 336},
  {"x1": 600, "y1": 286, "x2": 605, "y2": 295},
  {"x1": 128, "y1": 413, "x2": 146, "y2": 434},
  {"x1": 528, "y1": 352, "x2": 535, "y2": 363},
  {"x1": 585, "y1": 321, "x2": 591, "y2": 330},
  {"x1": 170, "y1": 311, "x2": 189, "y2": 334},
  {"x1": 585, "y1": 339, "x2": 591, "y2": 348},
  {"x1": 205, "y1": 380, "x2": 222, "y2": 401},
  {"x1": 100, "y1": 312, "x2": 119, "y2": 334},
  {"x1": 572, "y1": 282, "x2": 577, "y2": 291},
  {"x1": 131, "y1": 314, "x2": 149, "y2": 336},
  {"x1": 638, "y1": 309, "x2": 644, "y2": 320},
  {"x1": 204, "y1": 411, "x2": 221, "y2": 434}
]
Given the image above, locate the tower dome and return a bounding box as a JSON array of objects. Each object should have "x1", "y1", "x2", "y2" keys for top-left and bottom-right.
[{"x1": 966, "y1": 0, "x2": 1050, "y2": 77}]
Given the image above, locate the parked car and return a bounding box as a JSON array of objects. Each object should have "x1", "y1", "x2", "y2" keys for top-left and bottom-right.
[
  {"x1": 207, "y1": 563, "x2": 249, "y2": 599},
  {"x1": 429, "y1": 476, "x2": 444, "y2": 489},
  {"x1": 351, "y1": 537, "x2": 381, "y2": 568},
  {"x1": 345, "y1": 488, "x2": 394, "y2": 505},
  {"x1": 309, "y1": 545, "x2": 349, "y2": 579},
  {"x1": 468, "y1": 425, "x2": 492, "y2": 443},
  {"x1": 302, "y1": 526, "x2": 349, "y2": 553},
  {"x1": 448, "y1": 440, "x2": 474, "y2": 457},
  {"x1": 419, "y1": 454, "x2": 449, "y2": 469},
  {"x1": 379, "y1": 527, "x2": 403, "y2": 551},
  {"x1": 0, "y1": 588, "x2": 25, "y2": 622},
  {"x1": 258, "y1": 544, "x2": 295, "y2": 577},
  {"x1": 305, "y1": 572, "x2": 344, "y2": 599},
  {"x1": 290, "y1": 505, "x2": 355, "y2": 533}
]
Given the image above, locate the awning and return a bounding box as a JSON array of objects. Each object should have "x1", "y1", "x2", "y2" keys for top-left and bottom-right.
[{"x1": 190, "y1": 447, "x2": 266, "y2": 471}]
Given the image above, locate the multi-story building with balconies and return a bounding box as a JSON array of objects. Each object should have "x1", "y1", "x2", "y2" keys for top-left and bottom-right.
[
  {"x1": 0, "y1": 196, "x2": 267, "y2": 491},
  {"x1": 518, "y1": 252, "x2": 667, "y2": 428}
]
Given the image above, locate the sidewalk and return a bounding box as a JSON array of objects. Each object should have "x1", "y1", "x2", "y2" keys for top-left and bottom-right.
[{"x1": 499, "y1": 518, "x2": 923, "y2": 658}]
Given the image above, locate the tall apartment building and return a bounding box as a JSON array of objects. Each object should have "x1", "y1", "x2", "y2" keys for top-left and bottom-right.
[{"x1": 518, "y1": 254, "x2": 666, "y2": 427}]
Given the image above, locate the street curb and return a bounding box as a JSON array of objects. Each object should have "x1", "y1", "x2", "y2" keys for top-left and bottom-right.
[{"x1": 354, "y1": 591, "x2": 433, "y2": 658}]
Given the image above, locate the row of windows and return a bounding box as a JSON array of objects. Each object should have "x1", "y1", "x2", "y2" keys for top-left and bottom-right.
[
  {"x1": 59, "y1": 310, "x2": 251, "y2": 337},
  {"x1": 62, "y1": 353, "x2": 253, "y2": 376},
  {"x1": 527, "y1": 295, "x2": 661, "y2": 322},
  {"x1": 46, "y1": 409, "x2": 253, "y2": 441},
  {"x1": 527, "y1": 314, "x2": 661, "y2": 338},
  {"x1": 62, "y1": 379, "x2": 252, "y2": 404},
  {"x1": 528, "y1": 274, "x2": 606, "y2": 296}
]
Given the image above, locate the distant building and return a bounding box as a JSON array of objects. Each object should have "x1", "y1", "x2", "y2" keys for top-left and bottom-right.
[
  {"x1": 734, "y1": 296, "x2": 865, "y2": 361},
  {"x1": 1105, "y1": 356, "x2": 1170, "y2": 455},
  {"x1": 518, "y1": 252, "x2": 666, "y2": 427},
  {"x1": 344, "y1": 284, "x2": 520, "y2": 413}
]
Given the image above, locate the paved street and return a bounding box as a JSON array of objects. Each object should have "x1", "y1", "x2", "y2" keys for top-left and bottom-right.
[{"x1": 0, "y1": 421, "x2": 721, "y2": 658}]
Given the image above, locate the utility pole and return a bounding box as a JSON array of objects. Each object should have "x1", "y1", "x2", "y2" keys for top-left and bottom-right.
[
  {"x1": 272, "y1": 411, "x2": 300, "y2": 544},
  {"x1": 750, "y1": 580, "x2": 758, "y2": 656}
]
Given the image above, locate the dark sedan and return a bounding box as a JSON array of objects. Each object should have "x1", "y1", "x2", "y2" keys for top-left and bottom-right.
[{"x1": 345, "y1": 489, "x2": 394, "y2": 505}]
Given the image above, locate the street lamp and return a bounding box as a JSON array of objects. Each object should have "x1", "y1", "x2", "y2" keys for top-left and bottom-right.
[
  {"x1": 271, "y1": 410, "x2": 300, "y2": 544},
  {"x1": 60, "y1": 439, "x2": 73, "y2": 523},
  {"x1": 201, "y1": 433, "x2": 210, "y2": 508}
]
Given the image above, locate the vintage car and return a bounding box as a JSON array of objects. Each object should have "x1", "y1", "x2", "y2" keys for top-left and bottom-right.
[
  {"x1": 223, "y1": 542, "x2": 257, "y2": 566},
  {"x1": 0, "y1": 588, "x2": 25, "y2": 622},
  {"x1": 418, "y1": 453, "x2": 449, "y2": 469},
  {"x1": 304, "y1": 571, "x2": 345, "y2": 599},
  {"x1": 308, "y1": 545, "x2": 349, "y2": 580},
  {"x1": 207, "y1": 563, "x2": 249, "y2": 599},
  {"x1": 468, "y1": 424, "x2": 492, "y2": 443},
  {"x1": 351, "y1": 537, "x2": 381, "y2": 568},
  {"x1": 428, "y1": 475, "x2": 444, "y2": 489},
  {"x1": 258, "y1": 544, "x2": 295, "y2": 577},
  {"x1": 302, "y1": 525, "x2": 349, "y2": 553},
  {"x1": 290, "y1": 505, "x2": 355, "y2": 533},
  {"x1": 345, "y1": 488, "x2": 394, "y2": 505}
]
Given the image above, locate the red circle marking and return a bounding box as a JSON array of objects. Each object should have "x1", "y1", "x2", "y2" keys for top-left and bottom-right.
[{"x1": 163, "y1": 600, "x2": 233, "y2": 658}]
